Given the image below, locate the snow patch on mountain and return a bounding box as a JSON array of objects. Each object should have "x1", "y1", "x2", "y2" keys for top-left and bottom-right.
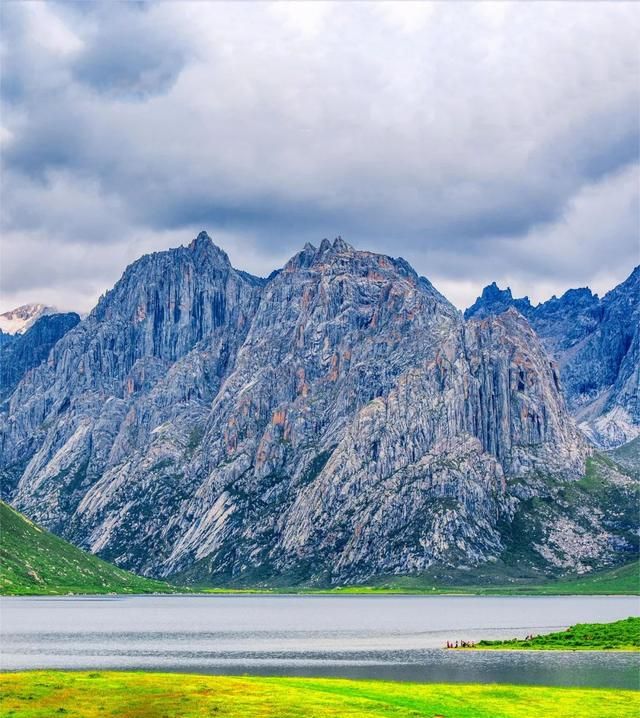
[{"x1": 0, "y1": 304, "x2": 56, "y2": 335}]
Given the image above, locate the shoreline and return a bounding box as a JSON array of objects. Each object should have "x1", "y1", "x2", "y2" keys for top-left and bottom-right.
[{"x1": 2, "y1": 589, "x2": 639, "y2": 598}]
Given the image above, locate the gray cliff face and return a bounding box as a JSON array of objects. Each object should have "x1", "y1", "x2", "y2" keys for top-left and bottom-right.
[
  {"x1": 0, "y1": 312, "x2": 80, "y2": 402},
  {"x1": 466, "y1": 267, "x2": 640, "y2": 448},
  {"x1": 1, "y1": 233, "x2": 263, "y2": 512},
  {"x1": 1, "y1": 234, "x2": 635, "y2": 585}
]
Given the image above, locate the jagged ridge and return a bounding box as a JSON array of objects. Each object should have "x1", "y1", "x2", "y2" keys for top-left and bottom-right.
[{"x1": 466, "y1": 268, "x2": 640, "y2": 448}]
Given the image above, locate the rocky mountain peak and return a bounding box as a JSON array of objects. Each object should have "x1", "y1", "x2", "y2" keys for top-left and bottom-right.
[
  {"x1": 284, "y1": 236, "x2": 359, "y2": 273},
  {"x1": 564, "y1": 287, "x2": 595, "y2": 300},
  {"x1": 542, "y1": 287, "x2": 599, "y2": 315},
  {"x1": 187, "y1": 231, "x2": 231, "y2": 267},
  {"x1": 604, "y1": 264, "x2": 639, "y2": 303},
  {"x1": 465, "y1": 283, "x2": 532, "y2": 320},
  {"x1": 316, "y1": 236, "x2": 355, "y2": 256},
  {"x1": 483, "y1": 281, "x2": 512, "y2": 300},
  {"x1": 330, "y1": 236, "x2": 352, "y2": 252}
]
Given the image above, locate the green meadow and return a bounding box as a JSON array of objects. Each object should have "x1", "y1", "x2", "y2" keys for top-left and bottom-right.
[
  {"x1": 1, "y1": 672, "x2": 637, "y2": 718},
  {"x1": 474, "y1": 616, "x2": 640, "y2": 651},
  {"x1": 201, "y1": 559, "x2": 640, "y2": 595}
]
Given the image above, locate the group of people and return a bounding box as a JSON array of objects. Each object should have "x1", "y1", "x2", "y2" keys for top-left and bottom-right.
[{"x1": 445, "y1": 634, "x2": 537, "y2": 648}]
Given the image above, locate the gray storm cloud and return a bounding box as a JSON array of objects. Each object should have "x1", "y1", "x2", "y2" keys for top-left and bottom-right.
[{"x1": 0, "y1": 1, "x2": 638, "y2": 313}]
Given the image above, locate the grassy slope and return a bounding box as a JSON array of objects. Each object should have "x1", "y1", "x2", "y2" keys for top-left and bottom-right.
[
  {"x1": 1, "y1": 672, "x2": 637, "y2": 718},
  {"x1": 608, "y1": 436, "x2": 640, "y2": 475},
  {"x1": 475, "y1": 617, "x2": 640, "y2": 651},
  {"x1": 198, "y1": 559, "x2": 640, "y2": 595},
  {"x1": 0, "y1": 501, "x2": 178, "y2": 595},
  {"x1": 359, "y1": 557, "x2": 640, "y2": 595},
  {"x1": 512, "y1": 559, "x2": 640, "y2": 595}
]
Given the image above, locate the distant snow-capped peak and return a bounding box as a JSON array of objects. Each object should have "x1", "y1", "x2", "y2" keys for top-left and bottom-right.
[{"x1": 0, "y1": 303, "x2": 57, "y2": 335}]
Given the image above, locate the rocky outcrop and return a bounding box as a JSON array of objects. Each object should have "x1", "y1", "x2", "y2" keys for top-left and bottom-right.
[
  {"x1": 464, "y1": 283, "x2": 535, "y2": 321},
  {"x1": 466, "y1": 267, "x2": 640, "y2": 448},
  {"x1": 1, "y1": 233, "x2": 635, "y2": 585}
]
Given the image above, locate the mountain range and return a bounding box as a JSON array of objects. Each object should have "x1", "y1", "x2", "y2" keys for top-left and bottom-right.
[
  {"x1": 0, "y1": 233, "x2": 637, "y2": 586},
  {"x1": 466, "y1": 269, "x2": 640, "y2": 448}
]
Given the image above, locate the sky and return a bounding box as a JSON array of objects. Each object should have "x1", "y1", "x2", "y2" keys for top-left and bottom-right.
[{"x1": 1, "y1": 1, "x2": 639, "y2": 314}]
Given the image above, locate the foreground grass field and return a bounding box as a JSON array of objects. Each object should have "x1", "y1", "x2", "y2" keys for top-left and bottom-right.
[
  {"x1": 475, "y1": 616, "x2": 640, "y2": 650},
  {"x1": 0, "y1": 672, "x2": 638, "y2": 718}
]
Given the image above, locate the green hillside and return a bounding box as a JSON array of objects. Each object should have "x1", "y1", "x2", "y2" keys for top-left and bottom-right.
[
  {"x1": 0, "y1": 501, "x2": 179, "y2": 595},
  {"x1": 520, "y1": 559, "x2": 639, "y2": 595},
  {"x1": 608, "y1": 436, "x2": 640, "y2": 475},
  {"x1": 194, "y1": 557, "x2": 640, "y2": 595},
  {"x1": 475, "y1": 616, "x2": 640, "y2": 650},
  {"x1": 351, "y1": 558, "x2": 640, "y2": 595}
]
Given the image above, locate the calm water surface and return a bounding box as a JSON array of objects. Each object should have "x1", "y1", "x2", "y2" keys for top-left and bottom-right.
[{"x1": 1, "y1": 595, "x2": 638, "y2": 688}]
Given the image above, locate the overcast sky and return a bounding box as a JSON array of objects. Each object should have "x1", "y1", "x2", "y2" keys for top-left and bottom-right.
[{"x1": 1, "y1": 1, "x2": 638, "y2": 313}]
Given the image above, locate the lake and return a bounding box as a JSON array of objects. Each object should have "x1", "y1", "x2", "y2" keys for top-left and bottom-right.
[{"x1": 1, "y1": 595, "x2": 638, "y2": 688}]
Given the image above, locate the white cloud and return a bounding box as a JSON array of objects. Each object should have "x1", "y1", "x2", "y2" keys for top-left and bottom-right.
[
  {"x1": 0, "y1": 1, "x2": 638, "y2": 313},
  {"x1": 269, "y1": 1, "x2": 334, "y2": 36},
  {"x1": 23, "y1": 2, "x2": 83, "y2": 56},
  {"x1": 373, "y1": 1, "x2": 436, "y2": 33}
]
